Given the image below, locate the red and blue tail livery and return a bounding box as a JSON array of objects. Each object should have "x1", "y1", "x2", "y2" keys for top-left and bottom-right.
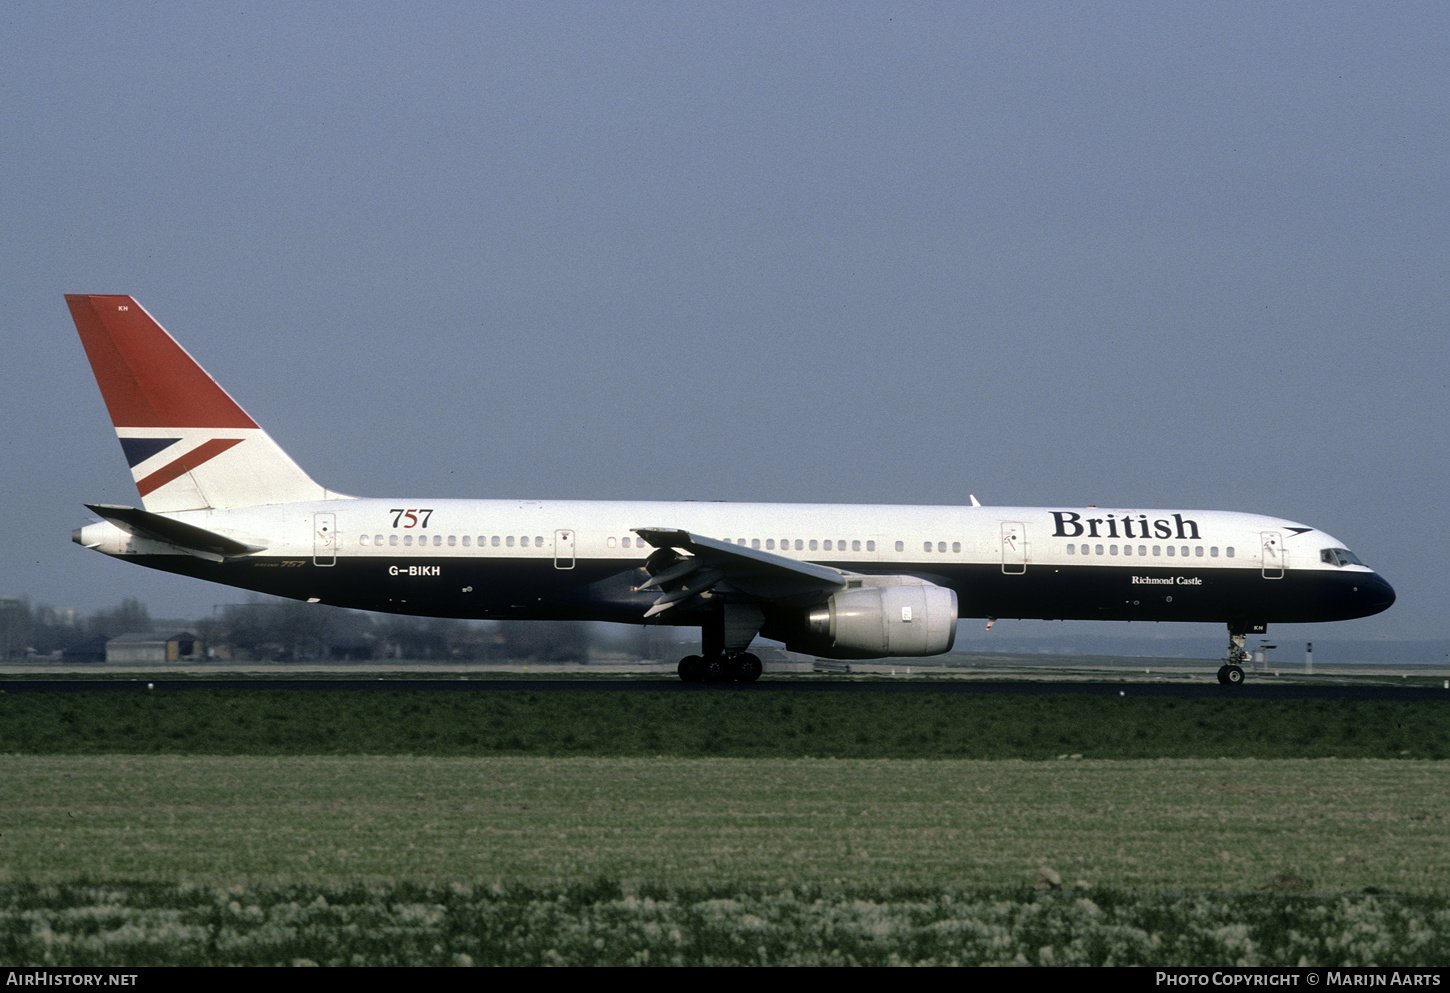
[
  {"x1": 66, "y1": 294, "x2": 332, "y2": 513},
  {"x1": 67, "y1": 294, "x2": 1395, "y2": 683}
]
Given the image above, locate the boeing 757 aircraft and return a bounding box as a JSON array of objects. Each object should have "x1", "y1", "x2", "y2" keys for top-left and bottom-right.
[{"x1": 66, "y1": 294, "x2": 1395, "y2": 684}]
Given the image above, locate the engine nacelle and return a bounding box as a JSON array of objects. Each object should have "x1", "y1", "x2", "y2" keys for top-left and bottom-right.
[{"x1": 782, "y1": 584, "x2": 958, "y2": 659}]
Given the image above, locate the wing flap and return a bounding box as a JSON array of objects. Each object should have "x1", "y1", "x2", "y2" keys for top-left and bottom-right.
[{"x1": 633, "y1": 527, "x2": 847, "y2": 614}]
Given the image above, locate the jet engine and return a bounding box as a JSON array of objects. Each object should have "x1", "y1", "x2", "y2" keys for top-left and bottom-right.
[{"x1": 778, "y1": 583, "x2": 958, "y2": 659}]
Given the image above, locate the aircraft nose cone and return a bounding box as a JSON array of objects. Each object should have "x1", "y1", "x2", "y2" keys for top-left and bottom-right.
[{"x1": 1366, "y1": 573, "x2": 1396, "y2": 612}]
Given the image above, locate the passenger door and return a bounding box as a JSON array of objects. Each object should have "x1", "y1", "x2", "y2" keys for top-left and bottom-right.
[
  {"x1": 1001, "y1": 522, "x2": 1027, "y2": 575},
  {"x1": 1261, "y1": 531, "x2": 1285, "y2": 579},
  {"x1": 554, "y1": 528, "x2": 576, "y2": 570}
]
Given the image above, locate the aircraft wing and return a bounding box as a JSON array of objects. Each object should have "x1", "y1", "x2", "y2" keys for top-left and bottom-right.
[{"x1": 633, "y1": 527, "x2": 847, "y2": 617}]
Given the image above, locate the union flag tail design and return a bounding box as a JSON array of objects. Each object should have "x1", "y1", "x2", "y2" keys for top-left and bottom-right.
[{"x1": 66, "y1": 294, "x2": 336, "y2": 512}]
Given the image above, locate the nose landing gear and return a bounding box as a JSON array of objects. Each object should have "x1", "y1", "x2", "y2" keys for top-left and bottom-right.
[
  {"x1": 1216, "y1": 663, "x2": 1245, "y2": 685},
  {"x1": 1218, "y1": 621, "x2": 1259, "y2": 685}
]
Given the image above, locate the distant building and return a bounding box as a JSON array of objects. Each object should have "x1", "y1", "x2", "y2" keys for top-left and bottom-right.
[
  {"x1": 61, "y1": 635, "x2": 109, "y2": 664},
  {"x1": 105, "y1": 631, "x2": 204, "y2": 665}
]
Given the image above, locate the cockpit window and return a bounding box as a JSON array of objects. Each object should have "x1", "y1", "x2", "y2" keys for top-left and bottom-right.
[{"x1": 1320, "y1": 548, "x2": 1365, "y2": 567}]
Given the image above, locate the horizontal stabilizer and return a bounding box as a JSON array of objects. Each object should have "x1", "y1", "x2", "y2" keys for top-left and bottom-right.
[{"x1": 85, "y1": 503, "x2": 266, "y2": 560}]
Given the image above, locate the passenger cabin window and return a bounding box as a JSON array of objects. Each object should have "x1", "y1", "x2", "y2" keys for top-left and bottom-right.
[{"x1": 894, "y1": 541, "x2": 904, "y2": 552}]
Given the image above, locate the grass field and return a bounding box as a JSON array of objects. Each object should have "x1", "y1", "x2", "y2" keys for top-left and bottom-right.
[
  {"x1": 1, "y1": 688, "x2": 1447, "y2": 758},
  {"x1": 4, "y1": 754, "x2": 1447, "y2": 892},
  {"x1": 2, "y1": 687, "x2": 1448, "y2": 964}
]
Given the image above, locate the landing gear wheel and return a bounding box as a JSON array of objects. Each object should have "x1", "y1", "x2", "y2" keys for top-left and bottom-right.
[
  {"x1": 1217, "y1": 665, "x2": 1229, "y2": 685},
  {"x1": 735, "y1": 653, "x2": 763, "y2": 683},
  {"x1": 703, "y1": 654, "x2": 730, "y2": 683},
  {"x1": 1224, "y1": 664, "x2": 1245, "y2": 686},
  {"x1": 678, "y1": 655, "x2": 705, "y2": 682}
]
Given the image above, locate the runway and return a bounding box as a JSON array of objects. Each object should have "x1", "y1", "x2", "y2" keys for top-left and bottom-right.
[{"x1": 2, "y1": 676, "x2": 1447, "y2": 700}]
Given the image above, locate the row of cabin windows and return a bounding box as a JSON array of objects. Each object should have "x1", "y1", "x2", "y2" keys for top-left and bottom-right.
[
  {"x1": 718, "y1": 538, "x2": 877, "y2": 553},
  {"x1": 349, "y1": 534, "x2": 1024, "y2": 558},
  {"x1": 710, "y1": 539, "x2": 967, "y2": 555},
  {"x1": 360, "y1": 534, "x2": 545, "y2": 548},
  {"x1": 1066, "y1": 543, "x2": 1234, "y2": 558},
  {"x1": 360, "y1": 533, "x2": 892, "y2": 553}
]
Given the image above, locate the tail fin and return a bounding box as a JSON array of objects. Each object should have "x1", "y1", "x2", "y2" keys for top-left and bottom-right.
[{"x1": 66, "y1": 294, "x2": 339, "y2": 512}]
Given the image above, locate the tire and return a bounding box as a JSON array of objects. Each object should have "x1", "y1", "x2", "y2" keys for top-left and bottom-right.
[
  {"x1": 678, "y1": 655, "x2": 705, "y2": 682},
  {"x1": 735, "y1": 653, "x2": 763, "y2": 683}
]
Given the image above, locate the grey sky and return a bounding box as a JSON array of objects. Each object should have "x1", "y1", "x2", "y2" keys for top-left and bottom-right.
[{"x1": 3, "y1": 2, "x2": 1444, "y2": 642}]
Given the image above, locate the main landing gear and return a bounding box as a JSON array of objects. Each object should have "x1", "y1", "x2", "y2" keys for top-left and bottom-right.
[
  {"x1": 675, "y1": 603, "x2": 766, "y2": 683},
  {"x1": 1217, "y1": 621, "x2": 1258, "y2": 686},
  {"x1": 677, "y1": 652, "x2": 763, "y2": 683}
]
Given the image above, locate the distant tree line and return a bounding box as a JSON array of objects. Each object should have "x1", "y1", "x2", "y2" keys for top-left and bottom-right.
[
  {"x1": 204, "y1": 598, "x2": 595, "y2": 662},
  {"x1": 0, "y1": 594, "x2": 605, "y2": 662},
  {"x1": 0, "y1": 596, "x2": 153, "y2": 658}
]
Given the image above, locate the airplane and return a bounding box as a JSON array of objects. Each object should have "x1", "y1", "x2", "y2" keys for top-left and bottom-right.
[{"x1": 66, "y1": 294, "x2": 1396, "y2": 685}]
